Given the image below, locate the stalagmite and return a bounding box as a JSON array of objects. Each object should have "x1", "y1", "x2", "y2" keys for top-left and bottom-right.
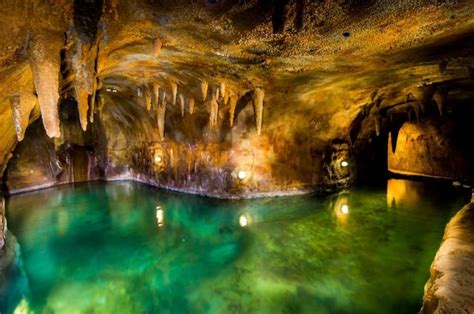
[
  {"x1": 228, "y1": 94, "x2": 238, "y2": 127},
  {"x1": 433, "y1": 91, "x2": 446, "y2": 116},
  {"x1": 179, "y1": 94, "x2": 185, "y2": 117},
  {"x1": 189, "y1": 97, "x2": 195, "y2": 115},
  {"x1": 253, "y1": 88, "x2": 264, "y2": 135},
  {"x1": 170, "y1": 81, "x2": 178, "y2": 105},
  {"x1": 29, "y1": 32, "x2": 62, "y2": 138},
  {"x1": 210, "y1": 97, "x2": 219, "y2": 127},
  {"x1": 9, "y1": 93, "x2": 37, "y2": 141},
  {"x1": 77, "y1": 89, "x2": 90, "y2": 131},
  {"x1": 145, "y1": 88, "x2": 152, "y2": 111},
  {"x1": 200, "y1": 80, "x2": 208, "y2": 102},
  {"x1": 153, "y1": 38, "x2": 162, "y2": 56}
]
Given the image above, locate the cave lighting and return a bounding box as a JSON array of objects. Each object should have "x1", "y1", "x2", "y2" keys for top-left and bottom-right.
[
  {"x1": 156, "y1": 206, "x2": 164, "y2": 227},
  {"x1": 154, "y1": 154, "x2": 163, "y2": 163},
  {"x1": 239, "y1": 214, "x2": 248, "y2": 227},
  {"x1": 340, "y1": 204, "x2": 349, "y2": 215},
  {"x1": 341, "y1": 160, "x2": 349, "y2": 168},
  {"x1": 237, "y1": 170, "x2": 248, "y2": 180}
]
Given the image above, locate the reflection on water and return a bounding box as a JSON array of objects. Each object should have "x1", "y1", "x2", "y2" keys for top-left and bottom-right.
[
  {"x1": 387, "y1": 179, "x2": 424, "y2": 209},
  {"x1": 1, "y1": 180, "x2": 467, "y2": 314}
]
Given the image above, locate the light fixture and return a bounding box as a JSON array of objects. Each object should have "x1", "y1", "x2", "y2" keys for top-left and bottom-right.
[
  {"x1": 340, "y1": 204, "x2": 349, "y2": 215},
  {"x1": 239, "y1": 215, "x2": 248, "y2": 227},
  {"x1": 154, "y1": 154, "x2": 162, "y2": 163},
  {"x1": 156, "y1": 206, "x2": 164, "y2": 227},
  {"x1": 237, "y1": 170, "x2": 247, "y2": 180},
  {"x1": 341, "y1": 160, "x2": 349, "y2": 168}
]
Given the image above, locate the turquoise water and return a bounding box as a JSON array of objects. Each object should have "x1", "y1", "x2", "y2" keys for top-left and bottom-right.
[{"x1": 1, "y1": 179, "x2": 467, "y2": 314}]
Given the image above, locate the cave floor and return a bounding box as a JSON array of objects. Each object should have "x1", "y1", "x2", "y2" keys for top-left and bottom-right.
[{"x1": 1, "y1": 179, "x2": 468, "y2": 314}]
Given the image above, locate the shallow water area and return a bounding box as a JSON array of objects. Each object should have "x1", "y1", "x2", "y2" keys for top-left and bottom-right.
[{"x1": 1, "y1": 179, "x2": 467, "y2": 314}]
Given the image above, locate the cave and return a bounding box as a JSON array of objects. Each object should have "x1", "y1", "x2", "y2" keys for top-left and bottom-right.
[{"x1": 0, "y1": 1, "x2": 473, "y2": 313}]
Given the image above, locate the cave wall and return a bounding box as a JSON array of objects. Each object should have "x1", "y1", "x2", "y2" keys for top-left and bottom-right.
[{"x1": 388, "y1": 119, "x2": 474, "y2": 181}]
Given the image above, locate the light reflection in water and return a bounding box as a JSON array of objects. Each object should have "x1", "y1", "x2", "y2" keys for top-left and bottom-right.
[
  {"x1": 340, "y1": 204, "x2": 349, "y2": 215},
  {"x1": 156, "y1": 206, "x2": 164, "y2": 227},
  {"x1": 239, "y1": 215, "x2": 248, "y2": 227},
  {"x1": 331, "y1": 193, "x2": 350, "y2": 225},
  {"x1": 387, "y1": 179, "x2": 422, "y2": 209}
]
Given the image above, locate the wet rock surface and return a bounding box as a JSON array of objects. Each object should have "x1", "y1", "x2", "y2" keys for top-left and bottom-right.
[{"x1": 421, "y1": 202, "x2": 474, "y2": 314}]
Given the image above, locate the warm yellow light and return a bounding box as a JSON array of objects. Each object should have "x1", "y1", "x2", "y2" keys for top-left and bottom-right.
[
  {"x1": 154, "y1": 154, "x2": 162, "y2": 163},
  {"x1": 237, "y1": 170, "x2": 247, "y2": 180},
  {"x1": 156, "y1": 206, "x2": 164, "y2": 227},
  {"x1": 340, "y1": 204, "x2": 349, "y2": 215},
  {"x1": 239, "y1": 215, "x2": 248, "y2": 227},
  {"x1": 341, "y1": 160, "x2": 349, "y2": 168}
]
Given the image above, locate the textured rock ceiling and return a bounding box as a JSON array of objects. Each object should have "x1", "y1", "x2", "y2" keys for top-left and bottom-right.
[{"x1": 0, "y1": 0, "x2": 473, "y2": 196}]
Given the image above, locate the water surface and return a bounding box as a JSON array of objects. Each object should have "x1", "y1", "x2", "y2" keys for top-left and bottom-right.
[{"x1": 1, "y1": 179, "x2": 467, "y2": 313}]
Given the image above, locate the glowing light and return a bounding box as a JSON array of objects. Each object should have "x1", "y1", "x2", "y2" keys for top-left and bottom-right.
[
  {"x1": 340, "y1": 204, "x2": 349, "y2": 215},
  {"x1": 239, "y1": 215, "x2": 248, "y2": 227},
  {"x1": 237, "y1": 170, "x2": 247, "y2": 180},
  {"x1": 154, "y1": 154, "x2": 162, "y2": 163},
  {"x1": 156, "y1": 206, "x2": 164, "y2": 227},
  {"x1": 341, "y1": 160, "x2": 349, "y2": 168}
]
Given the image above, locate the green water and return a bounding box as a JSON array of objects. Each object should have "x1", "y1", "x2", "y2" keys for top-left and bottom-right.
[{"x1": 1, "y1": 179, "x2": 467, "y2": 314}]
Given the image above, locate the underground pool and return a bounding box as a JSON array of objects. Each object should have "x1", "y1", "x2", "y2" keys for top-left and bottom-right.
[{"x1": 1, "y1": 179, "x2": 467, "y2": 314}]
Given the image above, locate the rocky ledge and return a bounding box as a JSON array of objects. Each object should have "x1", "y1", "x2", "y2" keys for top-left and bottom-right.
[{"x1": 421, "y1": 201, "x2": 474, "y2": 313}]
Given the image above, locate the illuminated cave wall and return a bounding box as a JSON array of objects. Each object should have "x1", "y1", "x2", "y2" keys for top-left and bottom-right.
[{"x1": 388, "y1": 114, "x2": 474, "y2": 181}]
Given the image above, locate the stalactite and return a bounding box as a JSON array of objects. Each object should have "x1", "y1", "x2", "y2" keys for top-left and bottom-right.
[
  {"x1": 29, "y1": 32, "x2": 62, "y2": 138},
  {"x1": 179, "y1": 94, "x2": 185, "y2": 117},
  {"x1": 89, "y1": 78, "x2": 98, "y2": 123},
  {"x1": 200, "y1": 80, "x2": 208, "y2": 102},
  {"x1": 9, "y1": 93, "x2": 36, "y2": 141},
  {"x1": 157, "y1": 103, "x2": 166, "y2": 141},
  {"x1": 433, "y1": 91, "x2": 446, "y2": 116},
  {"x1": 411, "y1": 103, "x2": 421, "y2": 122},
  {"x1": 170, "y1": 81, "x2": 178, "y2": 105},
  {"x1": 412, "y1": 85, "x2": 435, "y2": 114},
  {"x1": 374, "y1": 116, "x2": 381, "y2": 136},
  {"x1": 153, "y1": 38, "x2": 162, "y2": 56},
  {"x1": 137, "y1": 87, "x2": 143, "y2": 97},
  {"x1": 152, "y1": 83, "x2": 160, "y2": 111},
  {"x1": 210, "y1": 97, "x2": 219, "y2": 127},
  {"x1": 72, "y1": 39, "x2": 98, "y2": 132},
  {"x1": 77, "y1": 88, "x2": 90, "y2": 131},
  {"x1": 145, "y1": 87, "x2": 152, "y2": 111},
  {"x1": 157, "y1": 90, "x2": 167, "y2": 141},
  {"x1": 228, "y1": 94, "x2": 238, "y2": 127},
  {"x1": 220, "y1": 82, "x2": 226, "y2": 98},
  {"x1": 253, "y1": 88, "x2": 264, "y2": 135},
  {"x1": 189, "y1": 97, "x2": 195, "y2": 115},
  {"x1": 213, "y1": 86, "x2": 220, "y2": 100}
]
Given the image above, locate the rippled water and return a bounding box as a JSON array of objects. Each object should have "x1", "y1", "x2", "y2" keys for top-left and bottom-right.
[{"x1": 1, "y1": 179, "x2": 467, "y2": 314}]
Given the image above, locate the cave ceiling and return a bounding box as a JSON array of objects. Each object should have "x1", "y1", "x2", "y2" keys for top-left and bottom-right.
[{"x1": 0, "y1": 0, "x2": 473, "y2": 182}]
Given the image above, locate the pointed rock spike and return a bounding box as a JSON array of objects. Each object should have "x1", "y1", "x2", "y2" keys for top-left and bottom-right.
[
  {"x1": 253, "y1": 88, "x2": 265, "y2": 135},
  {"x1": 200, "y1": 81, "x2": 208, "y2": 102},
  {"x1": 229, "y1": 94, "x2": 238, "y2": 127}
]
